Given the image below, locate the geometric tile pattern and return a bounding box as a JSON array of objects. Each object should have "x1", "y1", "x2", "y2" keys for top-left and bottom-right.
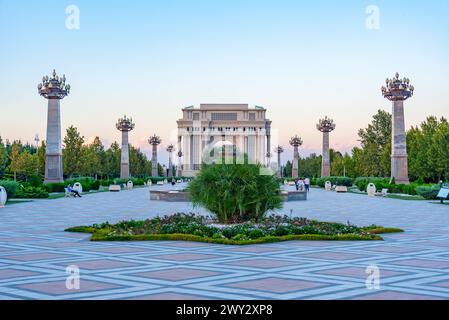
[{"x1": 0, "y1": 184, "x2": 449, "y2": 300}]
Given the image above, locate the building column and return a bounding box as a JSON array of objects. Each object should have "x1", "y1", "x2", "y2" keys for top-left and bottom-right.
[
  {"x1": 391, "y1": 100, "x2": 409, "y2": 184},
  {"x1": 45, "y1": 99, "x2": 63, "y2": 183}
]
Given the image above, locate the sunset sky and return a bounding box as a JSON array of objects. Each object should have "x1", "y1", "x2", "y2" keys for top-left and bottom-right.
[{"x1": 1, "y1": 0, "x2": 448, "y2": 164}]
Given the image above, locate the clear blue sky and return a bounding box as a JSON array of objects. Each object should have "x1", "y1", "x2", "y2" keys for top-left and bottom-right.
[{"x1": 1, "y1": 0, "x2": 448, "y2": 164}]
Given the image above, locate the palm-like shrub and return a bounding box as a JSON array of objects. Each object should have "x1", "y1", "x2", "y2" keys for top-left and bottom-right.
[{"x1": 188, "y1": 164, "x2": 283, "y2": 224}]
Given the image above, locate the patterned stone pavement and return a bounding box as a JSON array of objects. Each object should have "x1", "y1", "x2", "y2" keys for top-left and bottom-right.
[{"x1": 0, "y1": 184, "x2": 448, "y2": 300}]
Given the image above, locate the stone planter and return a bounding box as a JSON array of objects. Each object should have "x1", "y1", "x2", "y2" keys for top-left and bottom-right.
[
  {"x1": 0, "y1": 186, "x2": 7, "y2": 208},
  {"x1": 73, "y1": 182, "x2": 83, "y2": 193},
  {"x1": 335, "y1": 186, "x2": 348, "y2": 193},
  {"x1": 367, "y1": 183, "x2": 376, "y2": 197},
  {"x1": 325, "y1": 181, "x2": 332, "y2": 191},
  {"x1": 109, "y1": 185, "x2": 121, "y2": 192},
  {"x1": 147, "y1": 180, "x2": 152, "y2": 186},
  {"x1": 127, "y1": 181, "x2": 133, "y2": 190}
]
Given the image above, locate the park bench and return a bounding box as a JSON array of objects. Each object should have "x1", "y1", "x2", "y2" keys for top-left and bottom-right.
[
  {"x1": 437, "y1": 184, "x2": 449, "y2": 204},
  {"x1": 375, "y1": 189, "x2": 389, "y2": 197},
  {"x1": 64, "y1": 188, "x2": 75, "y2": 198}
]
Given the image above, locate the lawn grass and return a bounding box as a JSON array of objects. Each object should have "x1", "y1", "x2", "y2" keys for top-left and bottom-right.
[
  {"x1": 5, "y1": 200, "x2": 33, "y2": 205},
  {"x1": 386, "y1": 194, "x2": 426, "y2": 201}
]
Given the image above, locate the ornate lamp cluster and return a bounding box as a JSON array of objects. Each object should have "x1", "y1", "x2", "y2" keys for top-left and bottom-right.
[
  {"x1": 116, "y1": 115, "x2": 135, "y2": 132},
  {"x1": 38, "y1": 69, "x2": 70, "y2": 100},
  {"x1": 274, "y1": 145, "x2": 284, "y2": 154},
  {"x1": 148, "y1": 134, "x2": 162, "y2": 146},
  {"x1": 289, "y1": 135, "x2": 303, "y2": 147},
  {"x1": 317, "y1": 116, "x2": 336, "y2": 133},
  {"x1": 381, "y1": 72, "x2": 414, "y2": 101},
  {"x1": 166, "y1": 144, "x2": 174, "y2": 153}
]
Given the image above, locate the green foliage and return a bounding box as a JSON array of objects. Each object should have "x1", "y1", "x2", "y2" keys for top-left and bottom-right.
[
  {"x1": 415, "y1": 185, "x2": 441, "y2": 200},
  {"x1": 316, "y1": 176, "x2": 353, "y2": 187},
  {"x1": 14, "y1": 186, "x2": 49, "y2": 199},
  {"x1": 63, "y1": 126, "x2": 85, "y2": 178},
  {"x1": 66, "y1": 213, "x2": 403, "y2": 244},
  {"x1": 354, "y1": 177, "x2": 433, "y2": 196},
  {"x1": 44, "y1": 182, "x2": 66, "y2": 193},
  {"x1": 188, "y1": 164, "x2": 283, "y2": 223},
  {"x1": 0, "y1": 180, "x2": 20, "y2": 197}
]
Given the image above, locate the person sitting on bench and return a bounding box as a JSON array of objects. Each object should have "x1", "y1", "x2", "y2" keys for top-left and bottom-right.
[{"x1": 67, "y1": 184, "x2": 82, "y2": 198}]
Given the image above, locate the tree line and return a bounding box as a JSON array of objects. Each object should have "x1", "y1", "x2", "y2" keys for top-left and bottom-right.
[
  {"x1": 0, "y1": 125, "x2": 162, "y2": 182},
  {"x1": 284, "y1": 110, "x2": 449, "y2": 183},
  {"x1": 2, "y1": 111, "x2": 448, "y2": 183}
]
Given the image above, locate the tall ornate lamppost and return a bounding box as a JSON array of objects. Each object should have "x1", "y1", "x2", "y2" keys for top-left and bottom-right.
[
  {"x1": 317, "y1": 116, "x2": 336, "y2": 178},
  {"x1": 166, "y1": 144, "x2": 175, "y2": 178},
  {"x1": 382, "y1": 73, "x2": 414, "y2": 184},
  {"x1": 148, "y1": 134, "x2": 162, "y2": 177},
  {"x1": 38, "y1": 69, "x2": 70, "y2": 183},
  {"x1": 274, "y1": 146, "x2": 284, "y2": 178},
  {"x1": 177, "y1": 150, "x2": 183, "y2": 177},
  {"x1": 116, "y1": 115, "x2": 135, "y2": 179},
  {"x1": 289, "y1": 135, "x2": 303, "y2": 179}
]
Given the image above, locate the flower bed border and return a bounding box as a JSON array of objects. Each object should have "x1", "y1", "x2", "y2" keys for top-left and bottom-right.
[{"x1": 65, "y1": 226, "x2": 403, "y2": 245}]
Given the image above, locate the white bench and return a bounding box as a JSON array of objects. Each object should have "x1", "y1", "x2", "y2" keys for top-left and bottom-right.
[
  {"x1": 64, "y1": 188, "x2": 75, "y2": 198},
  {"x1": 109, "y1": 185, "x2": 121, "y2": 192}
]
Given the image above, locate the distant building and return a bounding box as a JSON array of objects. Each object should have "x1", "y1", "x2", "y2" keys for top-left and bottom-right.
[{"x1": 176, "y1": 104, "x2": 272, "y2": 176}]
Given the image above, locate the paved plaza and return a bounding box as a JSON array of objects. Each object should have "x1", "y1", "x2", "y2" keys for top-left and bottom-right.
[{"x1": 0, "y1": 185, "x2": 449, "y2": 300}]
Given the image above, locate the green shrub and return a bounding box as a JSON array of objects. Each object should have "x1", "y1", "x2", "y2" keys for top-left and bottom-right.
[
  {"x1": 15, "y1": 186, "x2": 49, "y2": 199},
  {"x1": 0, "y1": 180, "x2": 20, "y2": 197},
  {"x1": 29, "y1": 175, "x2": 43, "y2": 188},
  {"x1": 188, "y1": 164, "x2": 283, "y2": 223},
  {"x1": 44, "y1": 182, "x2": 66, "y2": 193},
  {"x1": 91, "y1": 180, "x2": 101, "y2": 191},
  {"x1": 416, "y1": 185, "x2": 441, "y2": 200},
  {"x1": 316, "y1": 176, "x2": 353, "y2": 187}
]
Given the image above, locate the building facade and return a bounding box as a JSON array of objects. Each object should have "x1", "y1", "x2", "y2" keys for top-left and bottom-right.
[{"x1": 177, "y1": 104, "x2": 272, "y2": 176}]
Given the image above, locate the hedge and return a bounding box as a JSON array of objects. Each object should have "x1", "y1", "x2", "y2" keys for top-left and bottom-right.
[
  {"x1": 0, "y1": 180, "x2": 20, "y2": 197},
  {"x1": 316, "y1": 176, "x2": 353, "y2": 187}
]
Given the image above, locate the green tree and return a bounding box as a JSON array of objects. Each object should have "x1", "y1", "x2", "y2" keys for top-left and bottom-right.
[
  {"x1": 37, "y1": 141, "x2": 46, "y2": 177},
  {"x1": 0, "y1": 137, "x2": 7, "y2": 178},
  {"x1": 16, "y1": 150, "x2": 39, "y2": 181},
  {"x1": 9, "y1": 141, "x2": 21, "y2": 181},
  {"x1": 353, "y1": 109, "x2": 391, "y2": 177},
  {"x1": 82, "y1": 137, "x2": 105, "y2": 178},
  {"x1": 104, "y1": 142, "x2": 121, "y2": 178},
  {"x1": 62, "y1": 126, "x2": 85, "y2": 178}
]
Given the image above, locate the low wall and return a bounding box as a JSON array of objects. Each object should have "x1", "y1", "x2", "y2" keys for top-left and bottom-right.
[
  {"x1": 282, "y1": 191, "x2": 308, "y2": 202},
  {"x1": 151, "y1": 190, "x2": 307, "y2": 202},
  {"x1": 150, "y1": 190, "x2": 191, "y2": 202}
]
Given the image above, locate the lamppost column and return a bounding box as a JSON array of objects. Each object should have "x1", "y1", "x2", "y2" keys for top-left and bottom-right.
[
  {"x1": 382, "y1": 72, "x2": 414, "y2": 184},
  {"x1": 38, "y1": 70, "x2": 70, "y2": 184},
  {"x1": 148, "y1": 134, "x2": 162, "y2": 177},
  {"x1": 121, "y1": 130, "x2": 129, "y2": 179},
  {"x1": 322, "y1": 131, "x2": 330, "y2": 177},
  {"x1": 289, "y1": 136, "x2": 303, "y2": 180},
  {"x1": 391, "y1": 100, "x2": 409, "y2": 183}
]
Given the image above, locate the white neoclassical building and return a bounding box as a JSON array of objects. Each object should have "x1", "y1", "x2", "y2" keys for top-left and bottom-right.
[{"x1": 176, "y1": 104, "x2": 272, "y2": 176}]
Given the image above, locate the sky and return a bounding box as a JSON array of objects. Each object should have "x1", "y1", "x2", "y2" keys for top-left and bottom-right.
[{"x1": 1, "y1": 0, "x2": 448, "y2": 164}]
